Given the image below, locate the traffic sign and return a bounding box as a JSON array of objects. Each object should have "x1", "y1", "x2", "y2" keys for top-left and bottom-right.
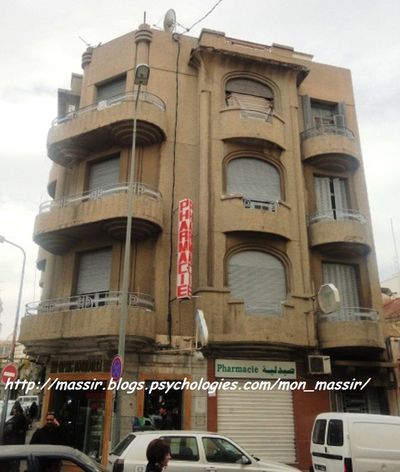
[
  {"x1": 1, "y1": 363, "x2": 18, "y2": 385},
  {"x1": 110, "y1": 355, "x2": 123, "y2": 382}
]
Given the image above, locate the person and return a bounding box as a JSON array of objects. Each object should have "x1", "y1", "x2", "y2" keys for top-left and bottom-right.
[
  {"x1": 158, "y1": 403, "x2": 174, "y2": 430},
  {"x1": 3, "y1": 403, "x2": 29, "y2": 445},
  {"x1": 29, "y1": 401, "x2": 39, "y2": 421},
  {"x1": 30, "y1": 411, "x2": 67, "y2": 445},
  {"x1": 146, "y1": 438, "x2": 171, "y2": 472}
]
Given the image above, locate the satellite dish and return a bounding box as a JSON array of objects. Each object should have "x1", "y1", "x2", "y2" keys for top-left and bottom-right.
[{"x1": 163, "y1": 9, "x2": 176, "y2": 33}]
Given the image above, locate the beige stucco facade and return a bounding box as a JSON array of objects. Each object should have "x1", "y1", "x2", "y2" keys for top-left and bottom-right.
[{"x1": 19, "y1": 24, "x2": 394, "y2": 469}]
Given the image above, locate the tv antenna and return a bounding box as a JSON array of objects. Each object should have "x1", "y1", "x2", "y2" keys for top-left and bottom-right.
[{"x1": 163, "y1": 9, "x2": 177, "y2": 33}]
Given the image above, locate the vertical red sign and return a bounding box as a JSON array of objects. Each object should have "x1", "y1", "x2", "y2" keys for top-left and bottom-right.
[{"x1": 177, "y1": 198, "x2": 193, "y2": 299}]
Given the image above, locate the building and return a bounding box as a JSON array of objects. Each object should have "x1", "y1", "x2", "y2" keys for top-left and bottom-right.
[{"x1": 19, "y1": 22, "x2": 393, "y2": 469}]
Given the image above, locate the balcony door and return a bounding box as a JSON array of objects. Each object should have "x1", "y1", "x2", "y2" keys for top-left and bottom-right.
[
  {"x1": 315, "y1": 176, "x2": 348, "y2": 220},
  {"x1": 322, "y1": 263, "x2": 360, "y2": 318}
]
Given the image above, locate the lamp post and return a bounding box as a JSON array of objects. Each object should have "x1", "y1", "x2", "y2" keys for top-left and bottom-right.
[
  {"x1": 0, "y1": 235, "x2": 26, "y2": 444},
  {"x1": 113, "y1": 63, "x2": 150, "y2": 445}
]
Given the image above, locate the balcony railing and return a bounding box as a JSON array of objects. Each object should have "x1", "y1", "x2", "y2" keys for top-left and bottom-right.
[
  {"x1": 39, "y1": 182, "x2": 162, "y2": 213},
  {"x1": 25, "y1": 291, "x2": 155, "y2": 315},
  {"x1": 52, "y1": 91, "x2": 166, "y2": 126},
  {"x1": 319, "y1": 307, "x2": 379, "y2": 322},
  {"x1": 309, "y1": 209, "x2": 366, "y2": 224},
  {"x1": 301, "y1": 125, "x2": 354, "y2": 140}
]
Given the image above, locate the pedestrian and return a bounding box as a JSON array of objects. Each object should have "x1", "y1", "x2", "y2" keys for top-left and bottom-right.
[
  {"x1": 145, "y1": 438, "x2": 171, "y2": 472},
  {"x1": 3, "y1": 403, "x2": 29, "y2": 445},
  {"x1": 29, "y1": 401, "x2": 39, "y2": 421},
  {"x1": 30, "y1": 411, "x2": 67, "y2": 445},
  {"x1": 158, "y1": 403, "x2": 174, "y2": 430}
]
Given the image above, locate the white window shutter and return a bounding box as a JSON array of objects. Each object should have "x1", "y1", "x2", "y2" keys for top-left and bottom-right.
[
  {"x1": 315, "y1": 177, "x2": 333, "y2": 218},
  {"x1": 228, "y1": 251, "x2": 286, "y2": 314},
  {"x1": 332, "y1": 178, "x2": 348, "y2": 218}
]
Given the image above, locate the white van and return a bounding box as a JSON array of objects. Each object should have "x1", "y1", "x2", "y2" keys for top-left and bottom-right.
[{"x1": 310, "y1": 412, "x2": 400, "y2": 472}]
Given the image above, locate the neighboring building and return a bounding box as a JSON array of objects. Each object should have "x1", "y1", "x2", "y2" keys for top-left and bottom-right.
[
  {"x1": 382, "y1": 272, "x2": 400, "y2": 295},
  {"x1": 19, "y1": 22, "x2": 392, "y2": 469}
]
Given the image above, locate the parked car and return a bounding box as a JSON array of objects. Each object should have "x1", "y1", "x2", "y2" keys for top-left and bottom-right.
[
  {"x1": 108, "y1": 430, "x2": 300, "y2": 472},
  {"x1": 0, "y1": 444, "x2": 107, "y2": 471},
  {"x1": 310, "y1": 412, "x2": 400, "y2": 472}
]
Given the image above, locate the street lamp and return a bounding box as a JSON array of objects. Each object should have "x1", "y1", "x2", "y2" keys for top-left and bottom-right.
[
  {"x1": 114, "y1": 63, "x2": 150, "y2": 445},
  {"x1": 0, "y1": 235, "x2": 26, "y2": 444}
]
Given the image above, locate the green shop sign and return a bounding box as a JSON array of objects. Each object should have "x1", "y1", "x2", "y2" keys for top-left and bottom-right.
[{"x1": 215, "y1": 359, "x2": 296, "y2": 379}]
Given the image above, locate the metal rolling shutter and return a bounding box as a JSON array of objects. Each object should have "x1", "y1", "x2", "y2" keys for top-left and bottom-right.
[
  {"x1": 76, "y1": 248, "x2": 112, "y2": 295},
  {"x1": 218, "y1": 384, "x2": 296, "y2": 463},
  {"x1": 97, "y1": 76, "x2": 126, "y2": 102},
  {"x1": 88, "y1": 156, "x2": 120, "y2": 191},
  {"x1": 227, "y1": 158, "x2": 281, "y2": 202}
]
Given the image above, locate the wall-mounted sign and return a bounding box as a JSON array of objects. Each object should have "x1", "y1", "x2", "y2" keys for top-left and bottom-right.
[
  {"x1": 177, "y1": 198, "x2": 193, "y2": 299},
  {"x1": 215, "y1": 359, "x2": 296, "y2": 379}
]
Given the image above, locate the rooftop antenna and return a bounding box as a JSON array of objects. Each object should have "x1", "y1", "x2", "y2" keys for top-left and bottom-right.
[
  {"x1": 163, "y1": 8, "x2": 177, "y2": 33},
  {"x1": 78, "y1": 36, "x2": 92, "y2": 48}
]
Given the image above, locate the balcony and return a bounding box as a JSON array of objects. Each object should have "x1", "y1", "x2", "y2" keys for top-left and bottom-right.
[
  {"x1": 34, "y1": 182, "x2": 163, "y2": 254},
  {"x1": 219, "y1": 106, "x2": 285, "y2": 149},
  {"x1": 19, "y1": 291, "x2": 156, "y2": 354},
  {"x1": 48, "y1": 91, "x2": 167, "y2": 166},
  {"x1": 318, "y1": 307, "x2": 385, "y2": 350},
  {"x1": 309, "y1": 210, "x2": 371, "y2": 255},
  {"x1": 301, "y1": 125, "x2": 360, "y2": 171},
  {"x1": 217, "y1": 196, "x2": 291, "y2": 240}
]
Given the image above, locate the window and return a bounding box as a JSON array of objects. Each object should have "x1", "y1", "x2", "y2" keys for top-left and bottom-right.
[
  {"x1": 226, "y1": 78, "x2": 273, "y2": 115},
  {"x1": 0, "y1": 458, "x2": 28, "y2": 471},
  {"x1": 302, "y1": 96, "x2": 347, "y2": 131},
  {"x1": 202, "y1": 437, "x2": 246, "y2": 464},
  {"x1": 228, "y1": 251, "x2": 286, "y2": 314},
  {"x1": 160, "y1": 436, "x2": 199, "y2": 461},
  {"x1": 75, "y1": 248, "x2": 112, "y2": 307},
  {"x1": 323, "y1": 263, "x2": 360, "y2": 318},
  {"x1": 327, "y1": 420, "x2": 344, "y2": 446},
  {"x1": 96, "y1": 75, "x2": 126, "y2": 103},
  {"x1": 227, "y1": 158, "x2": 281, "y2": 209},
  {"x1": 312, "y1": 419, "x2": 326, "y2": 444},
  {"x1": 88, "y1": 155, "x2": 120, "y2": 195},
  {"x1": 314, "y1": 176, "x2": 348, "y2": 220}
]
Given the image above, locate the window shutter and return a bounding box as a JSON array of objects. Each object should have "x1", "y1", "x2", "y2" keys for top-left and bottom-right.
[
  {"x1": 227, "y1": 158, "x2": 281, "y2": 202},
  {"x1": 226, "y1": 79, "x2": 273, "y2": 99},
  {"x1": 97, "y1": 76, "x2": 126, "y2": 103},
  {"x1": 302, "y1": 95, "x2": 313, "y2": 129},
  {"x1": 88, "y1": 156, "x2": 120, "y2": 191},
  {"x1": 332, "y1": 178, "x2": 348, "y2": 218},
  {"x1": 336, "y1": 102, "x2": 347, "y2": 127},
  {"x1": 76, "y1": 248, "x2": 112, "y2": 295},
  {"x1": 315, "y1": 177, "x2": 333, "y2": 218},
  {"x1": 228, "y1": 251, "x2": 286, "y2": 314},
  {"x1": 322, "y1": 263, "x2": 359, "y2": 319}
]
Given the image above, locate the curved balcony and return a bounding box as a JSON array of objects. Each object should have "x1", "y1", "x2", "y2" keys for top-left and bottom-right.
[
  {"x1": 19, "y1": 291, "x2": 156, "y2": 354},
  {"x1": 34, "y1": 182, "x2": 163, "y2": 254},
  {"x1": 217, "y1": 195, "x2": 291, "y2": 239},
  {"x1": 301, "y1": 125, "x2": 360, "y2": 171},
  {"x1": 318, "y1": 308, "x2": 385, "y2": 350},
  {"x1": 219, "y1": 106, "x2": 285, "y2": 149},
  {"x1": 48, "y1": 91, "x2": 167, "y2": 166},
  {"x1": 309, "y1": 210, "x2": 371, "y2": 255}
]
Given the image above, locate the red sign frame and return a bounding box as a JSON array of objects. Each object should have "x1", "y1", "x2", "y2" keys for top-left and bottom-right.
[{"x1": 177, "y1": 198, "x2": 193, "y2": 299}]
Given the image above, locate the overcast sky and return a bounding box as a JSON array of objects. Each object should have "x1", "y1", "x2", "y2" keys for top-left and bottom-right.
[{"x1": 1, "y1": 0, "x2": 399, "y2": 339}]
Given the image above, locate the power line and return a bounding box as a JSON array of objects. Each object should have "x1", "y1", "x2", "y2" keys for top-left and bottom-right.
[{"x1": 182, "y1": 0, "x2": 224, "y2": 34}]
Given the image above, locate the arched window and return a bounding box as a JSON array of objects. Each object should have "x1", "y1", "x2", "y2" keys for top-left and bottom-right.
[
  {"x1": 227, "y1": 158, "x2": 281, "y2": 205},
  {"x1": 228, "y1": 250, "x2": 286, "y2": 314},
  {"x1": 226, "y1": 78, "x2": 274, "y2": 114}
]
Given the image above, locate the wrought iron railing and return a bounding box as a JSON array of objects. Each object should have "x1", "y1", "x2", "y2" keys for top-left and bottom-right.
[
  {"x1": 39, "y1": 182, "x2": 162, "y2": 213},
  {"x1": 301, "y1": 125, "x2": 354, "y2": 140},
  {"x1": 52, "y1": 91, "x2": 166, "y2": 126},
  {"x1": 25, "y1": 291, "x2": 155, "y2": 315},
  {"x1": 309, "y1": 209, "x2": 366, "y2": 224},
  {"x1": 319, "y1": 307, "x2": 379, "y2": 322}
]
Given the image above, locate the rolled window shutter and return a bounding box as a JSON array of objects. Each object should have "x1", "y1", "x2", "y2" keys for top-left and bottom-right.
[
  {"x1": 302, "y1": 95, "x2": 313, "y2": 129},
  {"x1": 228, "y1": 251, "x2": 286, "y2": 314},
  {"x1": 89, "y1": 156, "x2": 120, "y2": 191},
  {"x1": 226, "y1": 79, "x2": 273, "y2": 99},
  {"x1": 76, "y1": 248, "x2": 112, "y2": 295},
  {"x1": 97, "y1": 76, "x2": 126, "y2": 103},
  {"x1": 227, "y1": 158, "x2": 281, "y2": 202}
]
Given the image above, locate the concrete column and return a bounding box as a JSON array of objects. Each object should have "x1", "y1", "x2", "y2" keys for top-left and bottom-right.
[{"x1": 134, "y1": 24, "x2": 153, "y2": 66}]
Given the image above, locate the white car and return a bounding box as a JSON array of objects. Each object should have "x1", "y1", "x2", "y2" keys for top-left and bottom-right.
[{"x1": 108, "y1": 431, "x2": 300, "y2": 472}]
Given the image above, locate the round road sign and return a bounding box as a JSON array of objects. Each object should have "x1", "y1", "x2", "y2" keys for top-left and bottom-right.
[
  {"x1": 110, "y1": 355, "x2": 123, "y2": 382},
  {"x1": 1, "y1": 363, "x2": 18, "y2": 385}
]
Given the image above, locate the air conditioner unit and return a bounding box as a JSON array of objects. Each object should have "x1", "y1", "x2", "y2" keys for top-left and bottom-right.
[{"x1": 308, "y1": 355, "x2": 331, "y2": 374}]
